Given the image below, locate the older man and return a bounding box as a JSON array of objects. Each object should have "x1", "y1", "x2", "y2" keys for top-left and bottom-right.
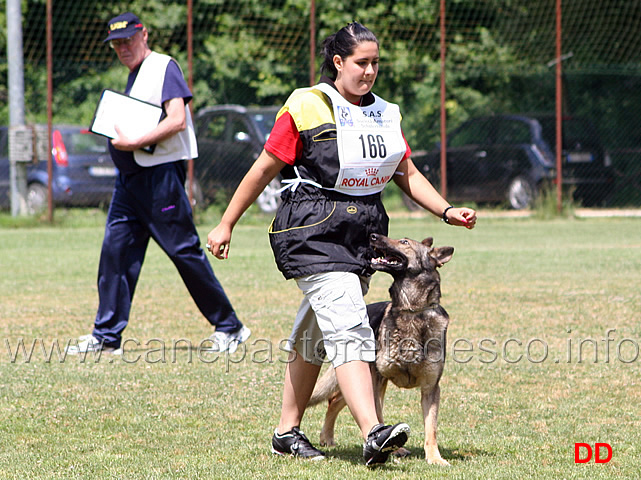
[{"x1": 67, "y1": 12, "x2": 250, "y2": 355}]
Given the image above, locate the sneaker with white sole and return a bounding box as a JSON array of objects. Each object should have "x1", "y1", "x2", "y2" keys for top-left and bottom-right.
[
  {"x1": 363, "y1": 422, "x2": 410, "y2": 466},
  {"x1": 65, "y1": 334, "x2": 122, "y2": 355},
  {"x1": 207, "y1": 326, "x2": 251, "y2": 353},
  {"x1": 271, "y1": 427, "x2": 326, "y2": 460}
]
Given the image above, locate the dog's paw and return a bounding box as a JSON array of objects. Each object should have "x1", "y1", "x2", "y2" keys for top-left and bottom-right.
[
  {"x1": 393, "y1": 447, "x2": 411, "y2": 458},
  {"x1": 319, "y1": 436, "x2": 336, "y2": 447}
]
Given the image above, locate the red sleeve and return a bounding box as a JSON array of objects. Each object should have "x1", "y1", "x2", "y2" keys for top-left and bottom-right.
[
  {"x1": 402, "y1": 133, "x2": 411, "y2": 161},
  {"x1": 265, "y1": 110, "x2": 411, "y2": 164},
  {"x1": 264, "y1": 111, "x2": 302, "y2": 165}
]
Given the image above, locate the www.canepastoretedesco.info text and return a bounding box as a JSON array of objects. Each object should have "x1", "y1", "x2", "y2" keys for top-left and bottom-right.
[{"x1": 4, "y1": 328, "x2": 639, "y2": 366}]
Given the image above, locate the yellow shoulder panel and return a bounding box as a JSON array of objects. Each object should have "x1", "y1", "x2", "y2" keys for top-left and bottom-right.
[{"x1": 276, "y1": 87, "x2": 333, "y2": 132}]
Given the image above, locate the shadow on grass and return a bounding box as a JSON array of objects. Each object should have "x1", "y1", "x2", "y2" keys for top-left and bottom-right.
[
  {"x1": 322, "y1": 443, "x2": 491, "y2": 466},
  {"x1": 438, "y1": 445, "x2": 492, "y2": 463}
]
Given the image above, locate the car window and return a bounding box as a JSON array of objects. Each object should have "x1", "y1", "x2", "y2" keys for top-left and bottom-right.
[
  {"x1": 66, "y1": 131, "x2": 108, "y2": 155},
  {"x1": 203, "y1": 115, "x2": 227, "y2": 141},
  {"x1": 230, "y1": 117, "x2": 251, "y2": 142},
  {"x1": 563, "y1": 119, "x2": 600, "y2": 150},
  {"x1": 539, "y1": 119, "x2": 557, "y2": 148},
  {"x1": 496, "y1": 119, "x2": 531, "y2": 145},
  {"x1": 251, "y1": 111, "x2": 277, "y2": 141},
  {"x1": 539, "y1": 117, "x2": 600, "y2": 150},
  {"x1": 449, "y1": 119, "x2": 491, "y2": 147}
]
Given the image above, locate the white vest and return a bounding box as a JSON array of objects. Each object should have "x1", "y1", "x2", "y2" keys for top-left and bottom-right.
[
  {"x1": 129, "y1": 52, "x2": 198, "y2": 167},
  {"x1": 315, "y1": 83, "x2": 406, "y2": 196}
]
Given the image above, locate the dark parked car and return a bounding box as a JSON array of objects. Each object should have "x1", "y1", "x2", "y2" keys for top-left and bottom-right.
[
  {"x1": 0, "y1": 125, "x2": 115, "y2": 213},
  {"x1": 411, "y1": 114, "x2": 614, "y2": 209},
  {"x1": 191, "y1": 104, "x2": 281, "y2": 212}
]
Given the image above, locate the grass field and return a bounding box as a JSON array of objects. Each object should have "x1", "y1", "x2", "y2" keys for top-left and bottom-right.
[{"x1": 0, "y1": 207, "x2": 639, "y2": 479}]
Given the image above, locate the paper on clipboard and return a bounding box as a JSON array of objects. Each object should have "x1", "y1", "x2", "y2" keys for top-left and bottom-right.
[{"x1": 90, "y1": 89, "x2": 164, "y2": 144}]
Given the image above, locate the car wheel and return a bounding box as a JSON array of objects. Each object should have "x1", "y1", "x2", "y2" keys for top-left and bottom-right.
[
  {"x1": 27, "y1": 183, "x2": 48, "y2": 214},
  {"x1": 506, "y1": 176, "x2": 535, "y2": 210},
  {"x1": 185, "y1": 177, "x2": 204, "y2": 209},
  {"x1": 255, "y1": 176, "x2": 282, "y2": 213}
]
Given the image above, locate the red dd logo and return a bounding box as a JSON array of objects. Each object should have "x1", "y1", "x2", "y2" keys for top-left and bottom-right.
[{"x1": 574, "y1": 443, "x2": 612, "y2": 463}]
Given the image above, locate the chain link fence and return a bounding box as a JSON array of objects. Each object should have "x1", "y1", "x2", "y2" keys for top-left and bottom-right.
[{"x1": 2, "y1": 0, "x2": 640, "y2": 214}]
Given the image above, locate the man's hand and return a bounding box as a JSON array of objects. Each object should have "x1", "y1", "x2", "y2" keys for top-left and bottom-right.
[{"x1": 111, "y1": 125, "x2": 140, "y2": 151}]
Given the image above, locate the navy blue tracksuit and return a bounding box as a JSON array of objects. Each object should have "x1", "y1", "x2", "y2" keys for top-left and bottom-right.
[{"x1": 93, "y1": 161, "x2": 242, "y2": 348}]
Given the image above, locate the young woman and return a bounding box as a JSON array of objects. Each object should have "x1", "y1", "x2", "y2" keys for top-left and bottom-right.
[{"x1": 207, "y1": 22, "x2": 476, "y2": 466}]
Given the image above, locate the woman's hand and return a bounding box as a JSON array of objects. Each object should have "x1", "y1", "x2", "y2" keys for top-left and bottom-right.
[
  {"x1": 394, "y1": 159, "x2": 477, "y2": 229},
  {"x1": 204, "y1": 149, "x2": 286, "y2": 260},
  {"x1": 445, "y1": 207, "x2": 477, "y2": 229},
  {"x1": 206, "y1": 223, "x2": 233, "y2": 260}
]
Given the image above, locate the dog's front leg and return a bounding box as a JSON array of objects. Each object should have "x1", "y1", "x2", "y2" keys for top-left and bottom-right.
[
  {"x1": 421, "y1": 384, "x2": 450, "y2": 465},
  {"x1": 319, "y1": 391, "x2": 345, "y2": 447},
  {"x1": 372, "y1": 368, "x2": 387, "y2": 423}
]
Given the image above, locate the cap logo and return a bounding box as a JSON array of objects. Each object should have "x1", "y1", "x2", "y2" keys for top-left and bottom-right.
[{"x1": 109, "y1": 20, "x2": 130, "y2": 31}]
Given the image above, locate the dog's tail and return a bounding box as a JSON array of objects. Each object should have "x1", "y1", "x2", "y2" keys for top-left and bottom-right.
[{"x1": 307, "y1": 366, "x2": 339, "y2": 407}]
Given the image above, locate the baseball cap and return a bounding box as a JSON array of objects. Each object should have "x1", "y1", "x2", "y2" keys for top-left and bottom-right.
[{"x1": 104, "y1": 12, "x2": 144, "y2": 42}]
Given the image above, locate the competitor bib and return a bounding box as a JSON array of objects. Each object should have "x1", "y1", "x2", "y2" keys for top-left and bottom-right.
[{"x1": 316, "y1": 83, "x2": 406, "y2": 196}]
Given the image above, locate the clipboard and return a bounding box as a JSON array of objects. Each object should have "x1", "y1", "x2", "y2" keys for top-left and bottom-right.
[{"x1": 89, "y1": 89, "x2": 164, "y2": 154}]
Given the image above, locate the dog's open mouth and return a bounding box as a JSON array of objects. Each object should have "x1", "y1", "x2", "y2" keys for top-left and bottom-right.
[{"x1": 371, "y1": 247, "x2": 406, "y2": 269}]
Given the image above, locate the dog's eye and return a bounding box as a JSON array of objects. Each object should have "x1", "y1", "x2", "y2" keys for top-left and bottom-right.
[{"x1": 400, "y1": 239, "x2": 409, "y2": 245}]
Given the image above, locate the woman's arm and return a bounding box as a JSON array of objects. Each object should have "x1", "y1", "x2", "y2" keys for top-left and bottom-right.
[
  {"x1": 393, "y1": 158, "x2": 477, "y2": 228},
  {"x1": 207, "y1": 149, "x2": 286, "y2": 259}
]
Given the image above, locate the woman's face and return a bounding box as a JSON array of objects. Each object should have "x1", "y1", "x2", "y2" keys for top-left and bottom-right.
[{"x1": 333, "y1": 41, "x2": 379, "y2": 104}]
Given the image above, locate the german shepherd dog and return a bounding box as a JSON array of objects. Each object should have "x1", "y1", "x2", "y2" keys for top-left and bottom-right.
[{"x1": 308, "y1": 233, "x2": 454, "y2": 465}]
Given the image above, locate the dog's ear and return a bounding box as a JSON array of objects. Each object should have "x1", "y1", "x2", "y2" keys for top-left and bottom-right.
[
  {"x1": 422, "y1": 237, "x2": 434, "y2": 248},
  {"x1": 431, "y1": 246, "x2": 454, "y2": 267}
]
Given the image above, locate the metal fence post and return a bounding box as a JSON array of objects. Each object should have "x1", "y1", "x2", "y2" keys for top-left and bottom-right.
[{"x1": 7, "y1": 0, "x2": 28, "y2": 216}]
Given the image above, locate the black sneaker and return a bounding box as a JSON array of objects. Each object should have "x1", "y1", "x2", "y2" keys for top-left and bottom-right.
[
  {"x1": 363, "y1": 423, "x2": 410, "y2": 466},
  {"x1": 271, "y1": 427, "x2": 326, "y2": 460}
]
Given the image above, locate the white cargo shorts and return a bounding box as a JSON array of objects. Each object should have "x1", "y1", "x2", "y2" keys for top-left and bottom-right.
[{"x1": 284, "y1": 272, "x2": 376, "y2": 367}]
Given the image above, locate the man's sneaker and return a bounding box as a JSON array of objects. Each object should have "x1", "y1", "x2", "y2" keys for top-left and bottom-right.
[
  {"x1": 271, "y1": 427, "x2": 326, "y2": 460},
  {"x1": 207, "y1": 326, "x2": 251, "y2": 353},
  {"x1": 363, "y1": 423, "x2": 410, "y2": 466},
  {"x1": 65, "y1": 334, "x2": 122, "y2": 355}
]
